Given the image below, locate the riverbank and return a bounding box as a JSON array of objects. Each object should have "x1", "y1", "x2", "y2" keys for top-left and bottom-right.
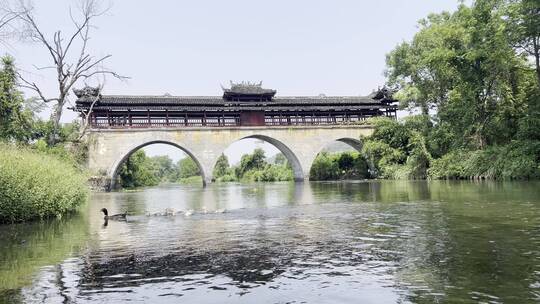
[{"x1": 0, "y1": 144, "x2": 88, "y2": 224}]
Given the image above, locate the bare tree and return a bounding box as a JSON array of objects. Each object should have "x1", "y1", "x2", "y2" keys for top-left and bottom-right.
[
  {"x1": 75, "y1": 83, "x2": 103, "y2": 141},
  {"x1": 7, "y1": 0, "x2": 127, "y2": 144},
  {"x1": 0, "y1": 2, "x2": 28, "y2": 44}
]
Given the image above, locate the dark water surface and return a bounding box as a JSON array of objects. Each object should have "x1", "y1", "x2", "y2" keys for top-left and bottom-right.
[{"x1": 1, "y1": 181, "x2": 540, "y2": 303}]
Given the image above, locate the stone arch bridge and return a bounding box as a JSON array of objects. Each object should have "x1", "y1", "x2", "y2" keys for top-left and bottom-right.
[
  {"x1": 77, "y1": 82, "x2": 397, "y2": 189},
  {"x1": 86, "y1": 125, "x2": 375, "y2": 189}
]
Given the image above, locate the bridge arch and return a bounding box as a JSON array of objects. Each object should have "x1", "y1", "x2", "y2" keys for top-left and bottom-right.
[
  {"x1": 334, "y1": 137, "x2": 364, "y2": 151},
  {"x1": 306, "y1": 136, "x2": 373, "y2": 180},
  {"x1": 108, "y1": 140, "x2": 207, "y2": 190},
  {"x1": 212, "y1": 134, "x2": 305, "y2": 182}
]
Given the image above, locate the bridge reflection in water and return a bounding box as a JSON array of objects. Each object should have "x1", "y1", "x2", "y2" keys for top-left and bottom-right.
[{"x1": 10, "y1": 181, "x2": 540, "y2": 303}]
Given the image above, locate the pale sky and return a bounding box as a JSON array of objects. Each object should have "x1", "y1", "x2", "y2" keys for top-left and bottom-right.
[{"x1": 3, "y1": 0, "x2": 464, "y2": 164}]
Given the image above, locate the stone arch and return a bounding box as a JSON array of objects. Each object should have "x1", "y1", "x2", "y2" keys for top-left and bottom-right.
[
  {"x1": 336, "y1": 137, "x2": 375, "y2": 172},
  {"x1": 306, "y1": 137, "x2": 373, "y2": 179},
  {"x1": 108, "y1": 140, "x2": 206, "y2": 190},
  {"x1": 213, "y1": 134, "x2": 305, "y2": 182},
  {"x1": 335, "y1": 137, "x2": 364, "y2": 152}
]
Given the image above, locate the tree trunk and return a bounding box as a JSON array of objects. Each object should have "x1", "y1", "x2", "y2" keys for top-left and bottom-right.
[
  {"x1": 534, "y1": 37, "x2": 540, "y2": 89},
  {"x1": 421, "y1": 103, "x2": 429, "y2": 116},
  {"x1": 48, "y1": 101, "x2": 64, "y2": 145}
]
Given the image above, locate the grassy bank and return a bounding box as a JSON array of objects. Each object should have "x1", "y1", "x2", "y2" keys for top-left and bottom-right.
[{"x1": 0, "y1": 144, "x2": 88, "y2": 223}]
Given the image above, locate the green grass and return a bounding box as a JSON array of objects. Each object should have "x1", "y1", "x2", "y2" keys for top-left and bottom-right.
[{"x1": 0, "y1": 143, "x2": 89, "y2": 223}]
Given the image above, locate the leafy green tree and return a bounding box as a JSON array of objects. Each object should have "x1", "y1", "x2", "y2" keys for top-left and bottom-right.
[
  {"x1": 0, "y1": 56, "x2": 34, "y2": 142},
  {"x1": 387, "y1": 0, "x2": 533, "y2": 149},
  {"x1": 236, "y1": 148, "x2": 266, "y2": 178},
  {"x1": 177, "y1": 157, "x2": 200, "y2": 179},
  {"x1": 310, "y1": 151, "x2": 370, "y2": 180},
  {"x1": 149, "y1": 155, "x2": 176, "y2": 182},
  {"x1": 118, "y1": 150, "x2": 159, "y2": 188},
  {"x1": 505, "y1": 0, "x2": 540, "y2": 87},
  {"x1": 369, "y1": 117, "x2": 411, "y2": 152},
  {"x1": 213, "y1": 153, "x2": 230, "y2": 180}
]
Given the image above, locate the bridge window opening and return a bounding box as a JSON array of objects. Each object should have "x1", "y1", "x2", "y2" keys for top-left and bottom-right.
[
  {"x1": 309, "y1": 139, "x2": 371, "y2": 181},
  {"x1": 114, "y1": 143, "x2": 203, "y2": 189},
  {"x1": 212, "y1": 138, "x2": 299, "y2": 183}
]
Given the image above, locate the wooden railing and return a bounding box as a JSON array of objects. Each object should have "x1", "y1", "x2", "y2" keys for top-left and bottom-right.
[{"x1": 89, "y1": 112, "x2": 396, "y2": 129}]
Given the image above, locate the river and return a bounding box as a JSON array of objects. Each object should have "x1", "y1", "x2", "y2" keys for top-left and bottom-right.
[{"x1": 1, "y1": 181, "x2": 539, "y2": 303}]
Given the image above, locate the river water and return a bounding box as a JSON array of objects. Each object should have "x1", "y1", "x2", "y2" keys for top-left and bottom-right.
[{"x1": 1, "y1": 181, "x2": 539, "y2": 303}]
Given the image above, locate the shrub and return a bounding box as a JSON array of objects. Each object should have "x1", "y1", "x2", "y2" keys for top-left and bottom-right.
[
  {"x1": 215, "y1": 171, "x2": 237, "y2": 182},
  {"x1": 241, "y1": 164, "x2": 293, "y2": 182},
  {"x1": 309, "y1": 152, "x2": 340, "y2": 180},
  {"x1": 309, "y1": 151, "x2": 370, "y2": 180},
  {"x1": 428, "y1": 141, "x2": 540, "y2": 180},
  {"x1": 0, "y1": 143, "x2": 88, "y2": 223}
]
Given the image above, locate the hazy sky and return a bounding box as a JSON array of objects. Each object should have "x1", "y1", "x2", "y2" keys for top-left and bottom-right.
[{"x1": 5, "y1": 0, "x2": 463, "y2": 163}]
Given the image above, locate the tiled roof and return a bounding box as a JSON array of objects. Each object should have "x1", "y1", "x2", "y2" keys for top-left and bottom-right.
[{"x1": 76, "y1": 95, "x2": 388, "y2": 107}]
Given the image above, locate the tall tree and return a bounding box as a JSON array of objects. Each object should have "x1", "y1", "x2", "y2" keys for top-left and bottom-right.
[
  {"x1": 505, "y1": 0, "x2": 540, "y2": 87},
  {"x1": 387, "y1": 0, "x2": 532, "y2": 149},
  {"x1": 0, "y1": 55, "x2": 34, "y2": 142},
  {"x1": 213, "y1": 153, "x2": 230, "y2": 180},
  {"x1": 236, "y1": 148, "x2": 266, "y2": 177},
  {"x1": 118, "y1": 150, "x2": 159, "y2": 188},
  {"x1": 4, "y1": 0, "x2": 126, "y2": 144},
  {"x1": 386, "y1": 11, "x2": 463, "y2": 115}
]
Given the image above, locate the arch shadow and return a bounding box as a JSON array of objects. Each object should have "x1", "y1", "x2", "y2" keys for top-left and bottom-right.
[
  {"x1": 234, "y1": 134, "x2": 305, "y2": 182},
  {"x1": 108, "y1": 140, "x2": 206, "y2": 190}
]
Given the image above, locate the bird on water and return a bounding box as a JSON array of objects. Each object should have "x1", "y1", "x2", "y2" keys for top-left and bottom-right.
[{"x1": 100, "y1": 208, "x2": 127, "y2": 220}]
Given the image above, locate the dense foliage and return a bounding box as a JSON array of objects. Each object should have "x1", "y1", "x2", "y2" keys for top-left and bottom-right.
[
  {"x1": 0, "y1": 56, "x2": 38, "y2": 143},
  {"x1": 374, "y1": 0, "x2": 540, "y2": 180},
  {"x1": 0, "y1": 144, "x2": 88, "y2": 223},
  {"x1": 310, "y1": 151, "x2": 369, "y2": 180},
  {"x1": 118, "y1": 150, "x2": 160, "y2": 188},
  {"x1": 0, "y1": 56, "x2": 91, "y2": 223},
  {"x1": 117, "y1": 151, "x2": 202, "y2": 188},
  {"x1": 214, "y1": 149, "x2": 294, "y2": 182}
]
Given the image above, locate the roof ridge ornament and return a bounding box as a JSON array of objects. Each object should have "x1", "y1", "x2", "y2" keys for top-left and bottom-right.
[
  {"x1": 73, "y1": 86, "x2": 101, "y2": 98},
  {"x1": 369, "y1": 85, "x2": 395, "y2": 101},
  {"x1": 222, "y1": 81, "x2": 277, "y2": 101}
]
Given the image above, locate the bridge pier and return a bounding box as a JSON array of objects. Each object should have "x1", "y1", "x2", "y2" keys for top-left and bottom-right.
[{"x1": 86, "y1": 126, "x2": 374, "y2": 190}]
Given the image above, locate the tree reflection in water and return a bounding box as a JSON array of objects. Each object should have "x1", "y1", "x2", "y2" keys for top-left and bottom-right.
[{"x1": 1, "y1": 181, "x2": 539, "y2": 303}]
